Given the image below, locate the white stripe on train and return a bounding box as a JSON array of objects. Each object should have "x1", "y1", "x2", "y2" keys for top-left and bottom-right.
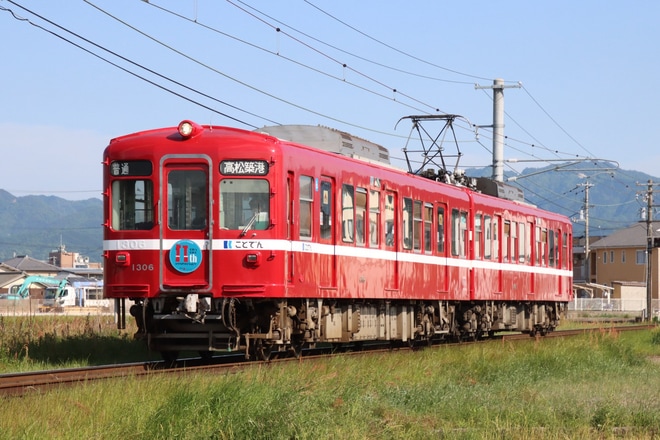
[{"x1": 103, "y1": 238, "x2": 571, "y2": 278}]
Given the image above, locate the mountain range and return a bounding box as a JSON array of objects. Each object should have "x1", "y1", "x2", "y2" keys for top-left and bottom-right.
[{"x1": 0, "y1": 163, "x2": 655, "y2": 263}]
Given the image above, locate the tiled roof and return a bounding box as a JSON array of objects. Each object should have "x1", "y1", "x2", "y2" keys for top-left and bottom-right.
[
  {"x1": 0, "y1": 271, "x2": 25, "y2": 289},
  {"x1": 1, "y1": 255, "x2": 61, "y2": 272},
  {"x1": 590, "y1": 221, "x2": 660, "y2": 249}
]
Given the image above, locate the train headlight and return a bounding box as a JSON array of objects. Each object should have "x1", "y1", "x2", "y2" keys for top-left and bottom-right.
[{"x1": 177, "y1": 120, "x2": 203, "y2": 139}]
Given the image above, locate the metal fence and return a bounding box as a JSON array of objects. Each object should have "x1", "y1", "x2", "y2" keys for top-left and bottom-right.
[{"x1": 568, "y1": 298, "x2": 660, "y2": 319}]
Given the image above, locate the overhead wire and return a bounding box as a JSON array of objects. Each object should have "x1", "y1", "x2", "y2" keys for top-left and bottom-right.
[
  {"x1": 2, "y1": 1, "x2": 264, "y2": 128},
  {"x1": 234, "y1": 0, "x2": 476, "y2": 85},
  {"x1": 5, "y1": 0, "x2": 644, "y2": 222}
]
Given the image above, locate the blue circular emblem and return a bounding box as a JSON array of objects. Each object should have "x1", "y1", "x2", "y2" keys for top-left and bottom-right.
[{"x1": 169, "y1": 240, "x2": 202, "y2": 273}]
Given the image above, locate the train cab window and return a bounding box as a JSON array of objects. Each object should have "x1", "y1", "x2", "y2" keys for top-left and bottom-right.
[
  {"x1": 342, "y1": 184, "x2": 354, "y2": 243},
  {"x1": 424, "y1": 204, "x2": 433, "y2": 253},
  {"x1": 355, "y1": 187, "x2": 367, "y2": 246},
  {"x1": 451, "y1": 209, "x2": 467, "y2": 258},
  {"x1": 562, "y1": 232, "x2": 569, "y2": 269},
  {"x1": 219, "y1": 178, "x2": 270, "y2": 231},
  {"x1": 168, "y1": 170, "x2": 207, "y2": 230},
  {"x1": 111, "y1": 179, "x2": 154, "y2": 230},
  {"x1": 385, "y1": 193, "x2": 395, "y2": 247},
  {"x1": 402, "y1": 198, "x2": 413, "y2": 250},
  {"x1": 299, "y1": 176, "x2": 313, "y2": 239},
  {"x1": 413, "y1": 200, "x2": 422, "y2": 251},
  {"x1": 484, "y1": 215, "x2": 492, "y2": 259},
  {"x1": 369, "y1": 190, "x2": 380, "y2": 248},
  {"x1": 437, "y1": 206, "x2": 445, "y2": 254},
  {"x1": 320, "y1": 180, "x2": 332, "y2": 240}
]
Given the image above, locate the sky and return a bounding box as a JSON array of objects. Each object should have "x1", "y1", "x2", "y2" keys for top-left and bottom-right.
[{"x1": 1, "y1": 0, "x2": 659, "y2": 201}]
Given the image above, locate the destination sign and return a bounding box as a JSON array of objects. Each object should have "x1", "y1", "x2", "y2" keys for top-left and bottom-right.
[
  {"x1": 220, "y1": 160, "x2": 269, "y2": 176},
  {"x1": 110, "y1": 160, "x2": 153, "y2": 177}
]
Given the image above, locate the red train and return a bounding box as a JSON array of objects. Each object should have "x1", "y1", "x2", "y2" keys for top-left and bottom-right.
[{"x1": 103, "y1": 120, "x2": 573, "y2": 360}]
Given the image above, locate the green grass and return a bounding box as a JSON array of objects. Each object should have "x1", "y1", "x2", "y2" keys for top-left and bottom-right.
[
  {"x1": 2, "y1": 322, "x2": 660, "y2": 439},
  {"x1": 0, "y1": 314, "x2": 153, "y2": 372}
]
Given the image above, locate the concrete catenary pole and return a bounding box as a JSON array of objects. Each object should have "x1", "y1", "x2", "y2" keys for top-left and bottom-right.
[{"x1": 475, "y1": 79, "x2": 521, "y2": 182}]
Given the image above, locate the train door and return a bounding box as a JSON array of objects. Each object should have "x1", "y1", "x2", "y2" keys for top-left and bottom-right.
[
  {"x1": 384, "y1": 190, "x2": 399, "y2": 292},
  {"x1": 288, "y1": 173, "x2": 319, "y2": 296},
  {"x1": 319, "y1": 178, "x2": 337, "y2": 288},
  {"x1": 159, "y1": 157, "x2": 212, "y2": 290},
  {"x1": 494, "y1": 215, "x2": 503, "y2": 294}
]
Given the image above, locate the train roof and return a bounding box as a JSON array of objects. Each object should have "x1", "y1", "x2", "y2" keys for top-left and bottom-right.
[{"x1": 256, "y1": 125, "x2": 390, "y2": 165}]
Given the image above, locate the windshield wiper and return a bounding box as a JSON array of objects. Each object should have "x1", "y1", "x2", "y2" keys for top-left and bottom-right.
[{"x1": 240, "y1": 211, "x2": 259, "y2": 237}]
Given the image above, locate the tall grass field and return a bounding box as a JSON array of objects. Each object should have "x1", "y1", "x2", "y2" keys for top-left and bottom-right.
[{"x1": 1, "y1": 315, "x2": 660, "y2": 439}]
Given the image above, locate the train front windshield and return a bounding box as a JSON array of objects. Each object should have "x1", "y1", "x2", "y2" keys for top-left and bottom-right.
[{"x1": 220, "y1": 179, "x2": 270, "y2": 230}]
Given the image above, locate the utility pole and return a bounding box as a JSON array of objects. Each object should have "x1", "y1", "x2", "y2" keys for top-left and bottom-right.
[
  {"x1": 646, "y1": 180, "x2": 654, "y2": 321},
  {"x1": 638, "y1": 179, "x2": 660, "y2": 321},
  {"x1": 475, "y1": 78, "x2": 521, "y2": 182},
  {"x1": 577, "y1": 181, "x2": 593, "y2": 281}
]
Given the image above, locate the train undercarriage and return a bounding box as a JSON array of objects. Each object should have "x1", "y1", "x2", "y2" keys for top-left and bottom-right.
[{"x1": 127, "y1": 295, "x2": 564, "y2": 360}]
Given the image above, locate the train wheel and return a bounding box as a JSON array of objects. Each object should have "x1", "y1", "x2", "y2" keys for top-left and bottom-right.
[
  {"x1": 257, "y1": 343, "x2": 276, "y2": 361},
  {"x1": 290, "y1": 337, "x2": 305, "y2": 359}
]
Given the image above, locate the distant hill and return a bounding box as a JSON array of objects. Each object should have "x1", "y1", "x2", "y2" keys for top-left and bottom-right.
[
  {"x1": 0, "y1": 190, "x2": 102, "y2": 263},
  {"x1": 465, "y1": 162, "x2": 655, "y2": 238},
  {"x1": 0, "y1": 163, "x2": 655, "y2": 263}
]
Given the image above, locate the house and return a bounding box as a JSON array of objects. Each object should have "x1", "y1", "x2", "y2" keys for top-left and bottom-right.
[
  {"x1": 587, "y1": 221, "x2": 660, "y2": 306},
  {"x1": 0, "y1": 256, "x2": 69, "y2": 300}
]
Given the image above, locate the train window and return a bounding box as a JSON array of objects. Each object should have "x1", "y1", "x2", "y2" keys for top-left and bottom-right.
[
  {"x1": 168, "y1": 170, "x2": 207, "y2": 230},
  {"x1": 413, "y1": 200, "x2": 422, "y2": 251},
  {"x1": 493, "y1": 217, "x2": 499, "y2": 260},
  {"x1": 219, "y1": 178, "x2": 270, "y2": 231},
  {"x1": 402, "y1": 198, "x2": 412, "y2": 250},
  {"x1": 503, "y1": 221, "x2": 510, "y2": 262},
  {"x1": 484, "y1": 215, "x2": 492, "y2": 259},
  {"x1": 424, "y1": 204, "x2": 433, "y2": 253},
  {"x1": 518, "y1": 222, "x2": 526, "y2": 264},
  {"x1": 299, "y1": 176, "x2": 313, "y2": 239},
  {"x1": 451, "y1": 209, "x2": 467, "y2": 258},
  {"x1": 536, "y1": 227, "x2": 548, "y2": 266},
  {"x1": 369, "y1": 190, "x2": 380, "y2": 248},
  {"x1": 549, "y1": 230, "x2": 556, "y2": 267},
  {"x1": 111, "y1": 179, "x2": 154, "y2": 230},
  {"x1": 437, "y1": 206, "x2": 445, "y2": 253},
  {"x1": 342, "y1": 184, "x2": 354, "y2": 243},
  {"x1": 474, "y1": 214, "x2": 482, "y2": 259},
  {"x1": 511, "y1": 222, "x2": 518, "y2": 263},
  {"x1": 562, "y1": 232, "x2": 569, "y2": 269},
  {"x1": 525, "y1": 222, "x2": 532, "y2": 263},
  {"x1": 356, "y1": 188, "x2": 367, "y2": 246},
  {"x1": 385, "y1": 193, "x2": 395, "y2": 247},
  {"x1": 320, "y1": 180, "x2": 332, "y2": 240}
]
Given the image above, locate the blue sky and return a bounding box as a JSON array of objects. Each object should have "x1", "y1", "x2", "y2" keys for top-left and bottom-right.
[{"x1": 1, "y1": 0, "x2": 659, "y2": 201}]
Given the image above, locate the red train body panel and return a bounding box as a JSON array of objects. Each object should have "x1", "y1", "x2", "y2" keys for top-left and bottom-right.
[{"x1": 103, "y1": 121, "x2": 572, "y2": 359}]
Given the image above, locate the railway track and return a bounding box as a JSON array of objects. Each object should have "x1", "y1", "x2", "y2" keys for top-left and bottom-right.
[{"x1": 1, "y1": 324, "x2": 654, "y2": 398}]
